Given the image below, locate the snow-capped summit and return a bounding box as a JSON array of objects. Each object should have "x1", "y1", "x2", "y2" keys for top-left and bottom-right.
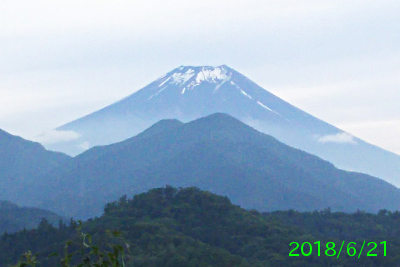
[
  {"x1": 149, "y1": 65, "x2": 232, "y2": 98},
  {"x1": 44, "y1": 65, "x2": 400, "y2": 187},
  {"x1": 161, "y1": 65, "x2": 231, "y2": 87}
]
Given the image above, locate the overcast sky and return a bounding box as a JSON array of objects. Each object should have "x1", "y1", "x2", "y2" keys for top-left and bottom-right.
[{"x1": 1, "y1": 0, "x2": 399, "y2": 155}]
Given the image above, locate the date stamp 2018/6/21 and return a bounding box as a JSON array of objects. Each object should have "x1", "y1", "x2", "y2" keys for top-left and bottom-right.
[{"x1": 289, "y1": 241, "x2": 386, "y2": 258}]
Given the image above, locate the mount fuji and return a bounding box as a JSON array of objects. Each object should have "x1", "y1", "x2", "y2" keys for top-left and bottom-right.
[{"x1": 45, "y1": 65, "x2": 400, "y2": 186}]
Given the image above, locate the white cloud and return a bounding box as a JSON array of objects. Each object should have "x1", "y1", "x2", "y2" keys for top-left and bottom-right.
[
  {"x1": 78, "y1": 141, "x2": 90, "y2": 150},
  {"x1": 34, "y1": 130, "x2": 80, "y2": 144},
  {"x1": 337, "y1": 120, "x2": 400, "y2": 155},
  {"x1": 317, "y1": 132, "x2": 357, "y2": 145}
]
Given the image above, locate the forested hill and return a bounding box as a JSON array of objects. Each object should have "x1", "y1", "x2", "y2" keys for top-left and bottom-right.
[
  {"x1": 2, "y1": 187, "x2": 400, "y2": 266},
  {"x1": 0, "y1": 200, "x2": 64, "y2": 234}
]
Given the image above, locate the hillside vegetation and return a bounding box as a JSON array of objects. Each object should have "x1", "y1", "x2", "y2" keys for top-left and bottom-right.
[{"x1": 2, "y1": 186, "x2": 400, "y2": 266}]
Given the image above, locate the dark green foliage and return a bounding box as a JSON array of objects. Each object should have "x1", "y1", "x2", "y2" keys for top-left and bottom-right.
[
  {"x1": 3, "y1": 187, "x2": 400, "y2": 266},
  {"x1": 10, "y1": 225, "x2": 128, "y2": 267},
  {"x1": 0, "y1": 218, "x2": 73, "y2": 265}
]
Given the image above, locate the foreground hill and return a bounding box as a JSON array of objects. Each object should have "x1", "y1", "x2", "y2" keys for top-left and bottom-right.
[
  {"x1": 45, "y1": 65, "x2": 400, "y2": 187},
  {"x1": 28, "y1": 113, "x2": 400, "y2": 219},
  {"x1": 0, "y1": 200, "x2": 64, "y2": 234},
  {"x1": 1, "y1": 187, "x2": 398, "y2": 266},
  {"x1": 0, "y1": 128, "x2": 71, "y2": 205}
]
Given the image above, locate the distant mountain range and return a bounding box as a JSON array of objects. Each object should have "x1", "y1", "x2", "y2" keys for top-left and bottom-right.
[
  {"x1": 0, "y1": 129, "x2": 71, "y2": 204},
  {"x1": 44, "y1": 65, "x2": 400, "y2": 187},
  {"x1": 24, "y1": 113, "x2": 400, "y2": 219}
]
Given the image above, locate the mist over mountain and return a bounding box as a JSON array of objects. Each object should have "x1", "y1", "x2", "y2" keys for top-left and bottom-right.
[
  {"x1": 28, "y1": 113, "x2": 400, "y2": 219},
  {"x1": 44, "y1": 65, "x2": 400, "y2": 186}
]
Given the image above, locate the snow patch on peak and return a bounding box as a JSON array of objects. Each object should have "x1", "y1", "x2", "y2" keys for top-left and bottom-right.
[
  {"x1": 240, "y1": 89, "x2": 252, "y2": 99},
  {"x1": 171, "y1": 68, "x2": 195, "y2": 85},
  {"x1": 157, "y1": 68, "x2": 195, "y2": 88},
  {"x1": 158, "y1": 76, "x2": 172, "y2": 87},
  {"x1": 196, "y1": 66, "x2": 229, "y2": 84},
  {"x1": 213, "y1": 71, "x2": 232, "y2": 93},
  {"x1": 155, "y1": 65, "x2": 233, "y2": 95},
  {"x1": 148, "y1": 86, "x2": 168, "y2": 99},
  {"x1": 257, "y1": 101, "x2": 282, "y2": 117},
  {"x1": 257, "y1": 101, "x2": 273, "y2": 112}
]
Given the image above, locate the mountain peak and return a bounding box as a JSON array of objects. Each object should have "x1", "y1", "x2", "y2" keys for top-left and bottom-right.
[
  {"x1": 47, "y1": 66, "x2": 400, "y2": 188},
  {"x1": 190, "y1": 112, "x2": 243, "y2": 126},
  {"x1": 152, "y1": 65, "x2": 233, "y2": 96},
  {"x1": 175, "y1": 64, "x2": 231, "y2": 74},
  {"x1": 136, "y1": 118, "x2": 184, "y2": 139}
]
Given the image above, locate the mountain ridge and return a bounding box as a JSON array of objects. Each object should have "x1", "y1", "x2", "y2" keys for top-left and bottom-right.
[
  {"x1": 43, "y1": 65, "x2": 400, "y2": 187},
  {"x1": 27, "y1": 113, "x2": 400, "y2": 219},
  {"x1": 0, "y1": 127, "x2": 71, "y2": 206},
  {"x1": 0, "y1": 200, "x2": 64, "y2": 234}
]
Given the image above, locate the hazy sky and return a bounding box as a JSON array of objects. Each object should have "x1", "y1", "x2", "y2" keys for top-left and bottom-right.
[{"x1": 1, "y1": 0, "x2": 399, "y2": 155}]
